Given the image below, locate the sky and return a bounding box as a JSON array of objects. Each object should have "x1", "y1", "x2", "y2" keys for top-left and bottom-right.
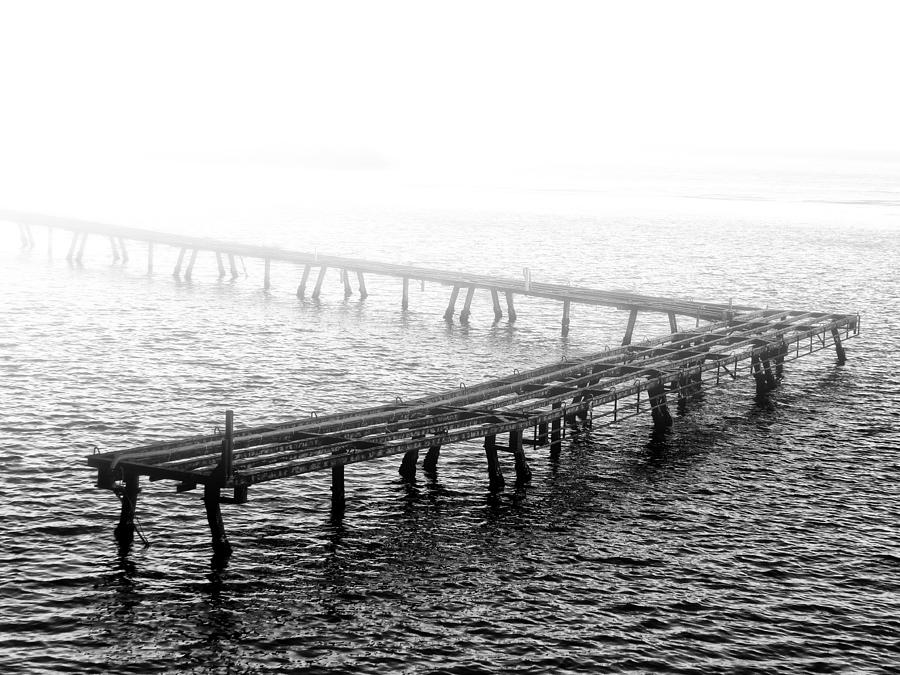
[{"x1": 0, "y1": 0, "x2": 898, "y2": 212}]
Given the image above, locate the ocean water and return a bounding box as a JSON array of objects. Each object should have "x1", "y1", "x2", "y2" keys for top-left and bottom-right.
[{"x1": 1, "y1": 160, "x2": 899, "y2": 673}]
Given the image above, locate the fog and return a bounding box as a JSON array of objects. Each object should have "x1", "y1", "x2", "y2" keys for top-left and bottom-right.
[{"x1": 1, "y1": 1, "x2": 898, "y2": 219}]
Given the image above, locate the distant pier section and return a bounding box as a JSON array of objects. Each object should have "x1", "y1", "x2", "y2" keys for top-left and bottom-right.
[{"x1": 3, "y1": 210, "x2": 756, "y2": 337}]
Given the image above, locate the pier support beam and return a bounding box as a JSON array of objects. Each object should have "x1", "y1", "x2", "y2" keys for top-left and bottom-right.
[
  {"x1": 173, "y1": 248, "x2": 186, "y2": 277},
  {"x1": 444, "y1": 285, "x2": 461, "y2": 321},
  {"x1": 668, "y1": 311, "x2": 678, "y2": 334},
  {"x1": 264, "y1": 258, "x2": 271, "y2": 290},
  {"x1": 229, "y1": 254, "x2": 239, "y2": 279},
  {"x1": 537, "y1": 422, "x2": 548, "y2": 445},
  {"x1": 399, "y1": 448, "x2": 419, "y2": 480},
  {"x1": 203, "y1": 484, "x2": 232, "y2": 557},
  {"x1": 401, "y1": 277, "x2": 409, "y2": 309},
  {"x1": 751, "y1": 353, "x2": 768, "y2": 396},
  {"x1": 831, "y1": 328, "x2": 847, "y2": 364},
  {"x1": 423, "y1": 445, "x2": 441, "y2": 474},
  {"x1": 484, "y1": 434, "x2": 505, "y2": 489},
  {"x1": 216, "y1": 252, "x2": 226, "y2": 278},
  {"x1": 762, "y1": 353, "x2": 777, "y2": 390},
  {"x1": 312, "y1": 265, "x2": 328, "y2": 299},
  {"x1": 331, "y1": 463, "x2": 345, "y2": 508},
  {"x1": 184, "y1": 249, "x2": 198, "y2": 281},
  {"x1": 341, "y1": 269, "x2": 352, "y2": 298},
  {"x1": 114, "y1": 473, "x2": 140, "y2": 547},
  {"x1": 561, "y1": 300, "x2": 571, "y2": 337},
  {"x1": 459, "y1": 286, "x2": 475, "y2": 324},
  {"x1": 356, "y1": 271, "x2": 368, "y2": 299},
  {"x1": 297, "y1": 265, "x2": 311, "y2": 297},
  {"x1": 622, "y1": 308, "x2": 639, "y2": 345},
  {"x1": 66, "y1": 232, "x2": 79, "y2": 261},
  {"x1": 490, "y1": 289, "x2": 503, "y2": 321},
  {"x1": 510, "y1": 430, "x2": 532, "y2": 482},
  {"x1": 550, "y1": 402, "x2": 562, "y2": 449},
  {"x1": 505, "y1": 292, "x2": 517, "y2": 322},
  {"x1": 775, "y1": 342, "x2": 787, "y2": 379},
  {"x1": 647, "y1": 380, "x2": 673, "y2": 430},
  {"x1": 76, "y1": 233, "x2": 87, "y2": 263}
]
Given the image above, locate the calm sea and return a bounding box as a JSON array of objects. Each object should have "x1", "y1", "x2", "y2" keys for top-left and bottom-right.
[{"x1": 1, "y1": 159, "x2": 898, "y2": 673}]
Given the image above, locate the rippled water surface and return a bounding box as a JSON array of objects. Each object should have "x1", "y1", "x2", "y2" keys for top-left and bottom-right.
[{"x1": 1, "y1": 171, "x2": 899, "y2": 673}]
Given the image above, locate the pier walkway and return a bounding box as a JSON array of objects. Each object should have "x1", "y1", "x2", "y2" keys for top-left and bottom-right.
[
  {"x1": 3, "y1": 210, "x2": 756, "y2": 336},
  {"x1": 86, "y1": 307, "x2": 857, "y2": 557}
]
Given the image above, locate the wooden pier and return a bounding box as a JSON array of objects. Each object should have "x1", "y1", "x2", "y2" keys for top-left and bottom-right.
[
  {"x1": 86, "y1": 306, "x2": 857, "y2": 557},
  {"x1": 2, "y1": 210, "x2": 757, "y2": 336},
  {"x1": 3, "y1": 211, "x2": 858, "y2": 557}
]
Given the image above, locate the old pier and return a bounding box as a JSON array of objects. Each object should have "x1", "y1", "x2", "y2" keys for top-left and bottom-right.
[{"x1": 3, "y1": 211, "x2": 859, "y2": 557}]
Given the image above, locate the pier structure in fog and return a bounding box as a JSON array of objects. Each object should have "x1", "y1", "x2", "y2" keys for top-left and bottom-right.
[
  {"x1": 86, "y1": 308, "x2": 857, "y2": 557},
  {"x1": 3, "y1": 210, "x2": 757, "y2": 339}
]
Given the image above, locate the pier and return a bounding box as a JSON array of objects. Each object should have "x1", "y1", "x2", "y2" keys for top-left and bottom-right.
[
  {"x1": 2, "y1": 210, "x2": 757, "y2": 337},
  {"x1": 2, "y1": 211, "x2": 858, "y2": 558}
]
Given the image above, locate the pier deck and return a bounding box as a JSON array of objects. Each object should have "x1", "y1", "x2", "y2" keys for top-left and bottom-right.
[
  {"x1": 86, "y1": 306, "x2": 858, "y2": 556},
  {"x1": 3, "y1": 210, "x2": 756, "y2": 334}
]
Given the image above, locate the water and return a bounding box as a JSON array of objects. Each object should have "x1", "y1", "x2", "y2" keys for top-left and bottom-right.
[{"x1": 1, "y1": 160, "x2": 899, "y2": 673}]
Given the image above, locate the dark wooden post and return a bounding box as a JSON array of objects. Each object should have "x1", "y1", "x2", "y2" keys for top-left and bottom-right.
[
  {"x1": 537, "y1": 422, "x2": 548, "y2": 445},
  {"x1": 561, "y1": 300, "x2": 571, "y2": 337},
  {"x1": 401, "y1": 277, "x2": 409, "y2": 309},
  {"x1": 505, "y1": 292, "x2": 517, "y2": 322},
  {"x1": 356, "y1": 271, "x2": 368, "y2": 299},
  {"x1": 484, "y1": 434, "x2": 504, "y2": 489},
  {"x1": 550, "y1": 402, "x2": 562, "y2": 448},
  {"x1": 423, "y1": 444, "x2": 441, "y2": 474},
  {"x1": 114, "y1": 472, "x2": 140, "y2": 547},
  {"x1": 622, "y1": 308, "x2": 639, "y2": 345},
  {"x1": 459, "y1": 286, "x2": 475, "y2": 324},
  {"x1": 775, "y1": 342, "x2": 787, "y2": 380},
  {"x1": 510, "y1": 429, "x2": 532, "y2": 482},
  {"x1": 751, "y1": 353, "x2": 767, "y2": 396},
  {"x1": 203, "y1": 484, "x2": 232, "y2": 556},
  {"x1": 831, "y1": 328, "x2": 847, "y2": 364},
  {"x1": 443, "y1": 285, "x2": 461, "y2": 321},
  {"x1": 399, "y1": 448, "x2": 419, "y2": 481},
  {"x1": 297, "y1": 264, "x2": 311, "y2": 297},
  {"x1": 668, "y1": 311, "x2": 678, "y2": 333},
  {"x1": 312, "y1": 265, "x2": 328, "y2": 299},
  {"x1": 647, "y1": 380, "x2": 673, "y2": 429},
  {"x1": 221, "y1": 410, "x2": 234, "y2": 481},
  {"x1": 761, "y1": 350, "x2": 777, "y2": 390},
  {"x1": 332, "y1": 462, "x2": 345, "y2": 508}
]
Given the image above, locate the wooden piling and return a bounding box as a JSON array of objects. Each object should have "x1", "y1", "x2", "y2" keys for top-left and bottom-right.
[
  {"x1": 75, "y1": 233, "x2": 87, "y2": 263},
  {"x1": 505, "y1": 291, "x2": 517, "y2": 322},
  {"x1": 398, "y1": 448, "x2": 418, "y2": 480},
  {"x1": 484, "y1": 434, "x2": 505, "y2": 489},
  {"x1": 173, "y1": 247, "x2": 186, "y2": 277},
  {"x1": 622, "y1": 308, "x2": 639, "y2": 345},
  {"x1": 647, "y1": 380, "x2": 673, "y2": 429},
  {"x1": 357, "y1": 271, "x2": 368, "y2": 299},
  {"x1": 550, "y1": 401, "x2": 562, "y2": 448},
  {"x1": 264, "y1": 258, "x2": 271, "y2": 290},
  {"x1": 203, "y1": 484, "x2": 231, "y2": 556},
  {"x1": 537, "y1": 422, "x2": 548, "y2": 445},
  {"x1": 297, "y1": 264, "x2": 311, "y2": 297},
  {"x1": 751, "y1": 353, "x2": 767, "y2": 396},
  {"x1": 221, "y1": 410, "x2": 234, "y2": 480},
  {"x1": 668, "y1": 311, "x2": 678, "y2": 333},
  {"x1": 491, "y1": 289, "x2": 503, "y2": 321},
  {"x1": 562, "y1": 300, "x2": 571, "y2": 337},
  {"x1": 762, "y1": 353, "x2": 777, "y2": 390},
  {"x1": 444, "y1": 285, "x2": 461, "y2": 321},
  {"x1": 832, "y1": 328, "x2": 847, "y2": 364},
  {"x1": 312, "y1": 265, "x2": 328, "y2": 299},
  {"x1": 341, "y1": 269, "x2": 352, "y2": 298},
  {"x1": 331, "y1": 463, "x2": 345, "y2": 507},
  {"x1": 510, "y1": 430, "x2": 532, "y2": 482},
  {"x1": 114, "y1": 473, "x2": 140, "y2": 547},
  {"x1": 423, "y1": 445, "x2": 441, "y2": 474},
  {"x1": 459, "y1": 286, "x2": 475, "y2": 324},
  {"x1": 401, "y1": 277, "x2": 409, "y2": 309},
  {"x1": 216, "y1": 252, "x2": 226, "y2": 278},
  {"x1": 110, "y1": 236, "x2": 120, "y2": 262},
  {"x1": 229, "y1": 254, "x2": 239, "y2": 279},
  {"x1": 184, "y1": 249, "x2": 198, "y2": 281}
]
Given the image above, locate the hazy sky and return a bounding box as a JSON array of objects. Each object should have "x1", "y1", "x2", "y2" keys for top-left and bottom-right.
[{"x1": 1, "y1": 0, "x2": 898, "y2": 176}]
